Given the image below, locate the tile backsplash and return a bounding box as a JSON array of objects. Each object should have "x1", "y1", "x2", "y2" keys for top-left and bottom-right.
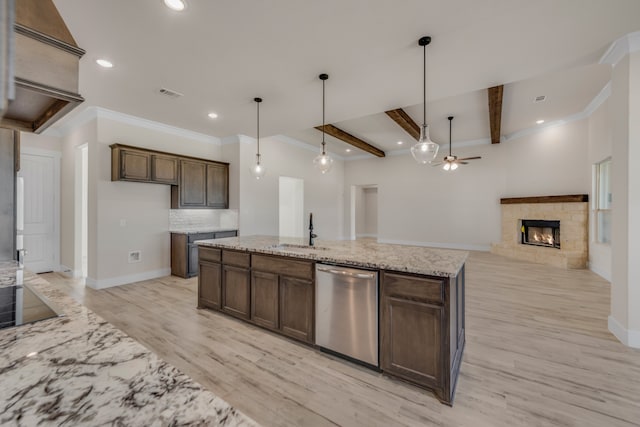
[{"x1": 169, "y1": 209, "x2": 238, "y2": 231}]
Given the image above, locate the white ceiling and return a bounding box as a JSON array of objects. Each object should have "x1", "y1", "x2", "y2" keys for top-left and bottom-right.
[{"x1": 51, "y1": 0, "x2": 638, "y2": 149}]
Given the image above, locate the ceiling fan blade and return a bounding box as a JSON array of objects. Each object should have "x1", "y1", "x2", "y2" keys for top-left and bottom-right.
[
  {"x1": 458, "y1": 161, "x2": 469, "y2": 165},
  {"x1": 458, "y1": 156, "x2": 482, "y2": 161}
]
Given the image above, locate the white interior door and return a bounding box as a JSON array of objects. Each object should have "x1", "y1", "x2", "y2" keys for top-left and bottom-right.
[{"x1": 21, "y1": 151, "x2": 58, "y2": 273}]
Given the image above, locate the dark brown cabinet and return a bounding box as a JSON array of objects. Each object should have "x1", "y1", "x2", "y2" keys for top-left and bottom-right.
[
  {"x1": 279, "y1": 276, "x2": 314, "y2": 343},
  {"x1": 222, "y1": 265, "x2": 251, "y2": 319},
  {"x1": 151, "y1": 154, "x2": 178, "y2": 184},
  {"x1": 251, "y1": 270, "x2": 279, "y2": 330},
  {"x1": 199, "y1": 257, "x2": 222, "y2": 310},
  {"x1": 116, "y1": 148, "x2": 151, "y2": 181},
  {"x1": 207, "y1": 163, "x2": 228, "y2": 208},
  {"x1": 171, "y1": 159, "x2": 229, "y2": 209},
  {"x1": 171, "y1": 231, "x2": 237, "y2": 278},
  {"x1": 110, "y1": 144, "x2": 229, "y2": 209},
  {"x1": 177, "y1": 159, "x2": 207, "y2": 207},
  {"x1": 380, "y1": 270, "x2": 464, "y2": 405}
]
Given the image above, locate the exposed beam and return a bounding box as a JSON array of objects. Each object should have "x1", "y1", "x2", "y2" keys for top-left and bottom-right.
[
  {"x1": 488, "y1": 85, "x2": 504, "y2": 144},
  {"x1": 314, "y1": 124, "x2": 385, "y2": 157},
  {"x1": 385, "y1": 108, "x2": 420, "y2": 141}
]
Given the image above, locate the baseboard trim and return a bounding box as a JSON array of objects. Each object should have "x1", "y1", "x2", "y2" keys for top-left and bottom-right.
[
  {"x1": 85, "y1": 268, "x2": 171, "y2": 290},
  {"x1": 608, "y1": 315, "x2": 640, "y2": 348},
  {"x1": 58, "y1": 265, "x2": 82, "y2": 279},
  {"x1": 589, "y1": 264, "x2": 611, "y2": 282},
  {"x1": 377, "y1": 238, "x2": 490, "y2": 252},
  {"x1": 356, "y1": 234, "x2": 378, "y2": 239}
]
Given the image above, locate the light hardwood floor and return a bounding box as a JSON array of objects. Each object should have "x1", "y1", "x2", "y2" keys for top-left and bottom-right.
[{"x1": 42, "y1": 252, "x2": 640, "y2": 427}]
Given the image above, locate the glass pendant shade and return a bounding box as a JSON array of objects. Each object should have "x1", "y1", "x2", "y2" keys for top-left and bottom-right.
[
  {"x1": 250, "y1": 154, "x2": 266, "y2": 179},
  {"x1": 313, "y1": 151, "x2": 334, "y2": 174},
  {"x1": 410, "y1": 124, "x2": 439, "y2": 164}
]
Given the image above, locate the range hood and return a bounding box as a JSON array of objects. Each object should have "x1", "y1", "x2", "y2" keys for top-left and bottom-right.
[{"x1": 0, "y1": 0, "x2": 84, "y2": 133}]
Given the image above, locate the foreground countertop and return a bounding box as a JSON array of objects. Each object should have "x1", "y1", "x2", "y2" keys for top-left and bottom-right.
[
  {"x1": 0, "y1": 264, "x2": 258, "y2": 426},
  {"x1": 197, "y1": 236, "x2": 467, "y2": 277}
]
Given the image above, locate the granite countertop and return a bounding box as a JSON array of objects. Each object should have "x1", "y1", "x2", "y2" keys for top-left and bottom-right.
[
  {"x1": 0, "y1": 265, "x2": 258, "y2": 426},
  {"x1": 170, "y1": 227, "x2": 238, "y2": 235},
  {"x1": 197, "y1": 236, "x2": 468, "y2": 277}
]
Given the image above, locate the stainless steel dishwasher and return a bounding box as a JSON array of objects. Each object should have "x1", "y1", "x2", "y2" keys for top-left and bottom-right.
[{"x1": 315, "y1": 264, "x2": 378, "y2": 367}]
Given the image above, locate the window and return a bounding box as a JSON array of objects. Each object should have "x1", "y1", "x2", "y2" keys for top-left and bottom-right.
[{"x1": 594, "y1": 158, "x2": 612, "y2": 244}]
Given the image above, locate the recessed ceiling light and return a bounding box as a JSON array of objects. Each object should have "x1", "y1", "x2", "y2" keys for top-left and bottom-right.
[
  {"x1": 96, "y1": 59, "x2": 113, "y2": 68},
  {"x1": 207, "y1": 112, "x2": 218, "y2": 119},
  {"x1": 345, "y1": 148, "x2": 351, "y2": 152},
  {"x1": 536, "y1": 119, "x2": 545, "y2": 124},
  {"x1": 397, "y1": 141, "x2": 403, "y2": 145},
  {"x1": 164, "y1": 0, "x2": 186, "y2": 11}
]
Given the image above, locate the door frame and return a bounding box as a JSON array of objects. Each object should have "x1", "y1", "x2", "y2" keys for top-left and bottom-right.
[{"x1": 20, "y1": 147, "x2": 61, "y2": 272}]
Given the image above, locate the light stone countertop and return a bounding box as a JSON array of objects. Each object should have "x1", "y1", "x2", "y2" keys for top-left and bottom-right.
[
  {"x1": 196, "y1": 236, "x2": 468, "y2": 277},
  {"x1": 170, "y1": 227, "x2": 238, "y2": 235},
  {"x1": 0, "y1": 266, "x2": 259, "y2": 426}
]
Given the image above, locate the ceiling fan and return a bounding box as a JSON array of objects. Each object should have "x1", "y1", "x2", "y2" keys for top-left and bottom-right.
[{"x1": 431, "y1": 116, "x2": 481, "y2": 170}]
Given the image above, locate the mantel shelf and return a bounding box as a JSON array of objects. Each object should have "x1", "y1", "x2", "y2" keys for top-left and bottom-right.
[{"x1": 500, "y1": 194, "x2": 589, "y2": 205}]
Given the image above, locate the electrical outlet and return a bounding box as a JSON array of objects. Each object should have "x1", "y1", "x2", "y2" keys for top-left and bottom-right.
[{"x1": 128, "y1": 250, "x2": 141, "y2": 263}]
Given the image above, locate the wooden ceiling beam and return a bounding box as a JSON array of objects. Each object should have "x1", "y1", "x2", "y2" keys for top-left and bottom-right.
[
  {"x1": 385, "y1": 108, "x2": 420, "y2": 141},
  {"x1": 488, "y1": 85, "x2": 504, "y2": 144},
  {"x1": 315, "y1": 124, "x2": 386, "y2": 157}
]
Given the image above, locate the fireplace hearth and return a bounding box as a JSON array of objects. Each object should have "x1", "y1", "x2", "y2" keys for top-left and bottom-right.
[{"x1": 521, "y1": 219, "x2": 560, "y2": 249}]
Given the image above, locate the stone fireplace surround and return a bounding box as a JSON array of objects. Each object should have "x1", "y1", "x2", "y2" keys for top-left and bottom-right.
[{"x1": 491, "y1": 195, "x2": 589, "y2": 269}]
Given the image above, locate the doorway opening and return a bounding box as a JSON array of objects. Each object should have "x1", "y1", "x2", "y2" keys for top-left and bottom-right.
[
  {"x1": 351, "y1": 185, "x2": 378, "y2": 240},
  {"x1": 74, "y1": 144, "x2": 88, "y2": 279},
  {"x1": 279, "y1": 176, "x2": 304, "y2": 238}
]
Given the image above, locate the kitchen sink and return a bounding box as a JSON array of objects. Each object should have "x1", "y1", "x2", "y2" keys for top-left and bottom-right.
[{"x1": 268, "y1": 243, "x2": 330, "y2": 251}]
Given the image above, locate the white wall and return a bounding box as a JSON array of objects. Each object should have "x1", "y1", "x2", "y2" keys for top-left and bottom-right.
[
  {"x1": 344, "y1": 119, "x2": 590, "y2": 250},
  {"x1": 278, "y1": 177, "x2": 304, "y2": 238},
  {"x1": 588, "y1": 98, "x2": 612, "y2": 280},
  {"x1": 232, "y1": 135, "x2": 345, "y2": 240},
  {"x1": 363, "y1": 187, "x2": 378, "y2": 237},
  {"x1": 88, "y1": 118, "x2": 222, "y2": 287},
  {"x1": 20, "y1": 132, "x2": 62, "y2": 152}
]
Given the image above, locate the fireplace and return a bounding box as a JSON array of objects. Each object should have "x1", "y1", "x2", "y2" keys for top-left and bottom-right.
[{"x1": 521, "y1": 219, "x2": 560, "y2": 249}]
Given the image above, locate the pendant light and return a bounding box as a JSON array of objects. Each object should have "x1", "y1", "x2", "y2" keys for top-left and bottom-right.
[
  {"x1": 443, "y1": 116, "x2": 457, "y2": 171},
  {"x1": 250, "y1": 97, "x2": 266, "y2": 179},
  {"x1": 411, "y1": 36, "x2": 439, "y2": 164},
  {"x1": 313, "y1": 73, "x2": 334, "y2": 174}
]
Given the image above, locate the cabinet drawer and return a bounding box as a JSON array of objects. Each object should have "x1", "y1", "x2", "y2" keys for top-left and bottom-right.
[
  {"x1": 222, "y1": 250, "x2": 250, "y2": 268},
  {"x1": 252, "y1": 254, "x2": 313, "y2": 280},
  {"x1": 199, "y1": 247, "x2": 221, "y2": 263},
  {"x1": 382, "y1": 271, "x2": 444, "y2": 304},
  {"x1": 188, "y1": 233, "x2": 215, "y2": 243}
]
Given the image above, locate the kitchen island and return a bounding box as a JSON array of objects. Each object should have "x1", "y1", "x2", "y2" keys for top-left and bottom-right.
[
  {"x1": 0, "y1": 262, "x2": 258, "y2": 426},
  {"x1": 196, "y1": 236, "x2": 467, "y2": 405}
]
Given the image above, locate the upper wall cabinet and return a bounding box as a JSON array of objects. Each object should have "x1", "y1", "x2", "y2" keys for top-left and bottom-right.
[
  {"x1": 171, "y1": 159, "x2": 229, "y2": 209},
  {"x1": 111, "y1": 144, "x2": 178, "y2": 184},
  {"x1": 110, "y1": 144, "x2": 229, "y2": 209}
]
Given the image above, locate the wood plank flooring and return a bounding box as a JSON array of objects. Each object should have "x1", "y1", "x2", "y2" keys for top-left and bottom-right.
[{"x1": 42, "y1": 251, "x2": 640, "y2": 427}]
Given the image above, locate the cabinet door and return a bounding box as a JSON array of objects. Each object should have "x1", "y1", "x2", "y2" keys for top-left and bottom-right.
[
  {"x1": 206, "y1": 163, "x2": 228, "y2": 208},
  {"x1": 251, "y1": 271, "x2": 279, "y2": 330},
  {"x1": 151, "y1": 154, "x2": 178, "y2": 184},
  {"x1": 120, "y1": 149, "x2": 151, "y2": 181},
  {"x1": 222, "y1": 265, "x2": 251, "y2": 319},
  {"x1": 198, "y1": 261, "x2": 222, "y2": 310},
  {"x1": 188, "y1": 244, "x2": 199, "y2": 277},
  {"x1": 180, "y1": 160, "x2": 207, "y2": 207},
  {"x1": 279, "y1": 276, "x2": 314, "y2": 343},
  {"x1": 380, "y1": 296, "x2": 443, "y2": 389}
]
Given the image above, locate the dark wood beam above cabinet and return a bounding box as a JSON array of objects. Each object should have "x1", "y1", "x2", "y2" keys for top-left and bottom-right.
[
  {"x1": 314, "y1": 124, "x2": 386, "y2": 157},
  {"x1": 385, "y1": 108, "x2": 420, "y2": 141},
  {"x1": 488, "y1": 85, "x2": 504, "y2": 144}
]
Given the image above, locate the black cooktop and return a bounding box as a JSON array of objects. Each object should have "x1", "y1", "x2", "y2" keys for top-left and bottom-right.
[{"x1": 0, "y1": 282, "x2": 61, "y2": 330}]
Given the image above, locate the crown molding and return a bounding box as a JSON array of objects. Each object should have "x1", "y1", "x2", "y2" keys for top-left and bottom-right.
[
  {"x1": 599, "y1": 31, "x2": 640, "y2": 66},
  {"x1": 48, "y1": 105, "x2": 221, "y2": 145}
]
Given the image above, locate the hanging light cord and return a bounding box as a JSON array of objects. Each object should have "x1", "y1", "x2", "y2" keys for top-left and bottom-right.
[
  {"x1": 423, "y1": 43, "x2": 427, "y2": 126},
  {"x1": 449, "y1": 116, "x2": 453, "y2": 157},
  {"x1": 322, "y1": 78, "x2": 326, "y2": 154},
  {"x1": 256, "y1": 100, "x2": 260, "y2": 158}
]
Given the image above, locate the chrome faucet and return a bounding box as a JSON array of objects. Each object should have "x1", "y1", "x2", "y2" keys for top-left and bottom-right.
[{"x1": 309, "y1": 213, "x2": 317, "y2": 246}]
